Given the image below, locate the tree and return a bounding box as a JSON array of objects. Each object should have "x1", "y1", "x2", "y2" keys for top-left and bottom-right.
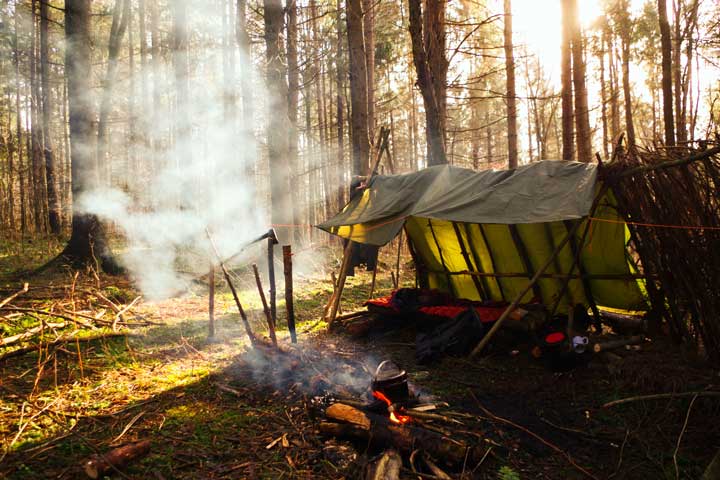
[
  {"x1": 286, "y1": 0, "x2": 301, "y2": 243},
  {"x1": 503, "y1": 0, "x2": 518, "y2": 169},
  {"x1": 39, "y1": 0, "x2": 61, "y2": 233},
  {"x1": 62, "y1": 0, "x2": 117, "y2": 271},
  {"x1": 658, "y1": 0, "x2": 675, "y2": 146},
  {"x1": 568, "y1": 0, "x2": 592, "y2": 162},
  {"x1": 346, "y1": 0, "x2": 370, "y2": 175},
  {"x1": 560, "y1": 0, "x2": 574, "y2": 161},
  {"x1": 264, "y1": 0, "x2": 293, "y2": 242},
  {"x1": 408, "y1": 0, "x2": 448, "y2": 166}
]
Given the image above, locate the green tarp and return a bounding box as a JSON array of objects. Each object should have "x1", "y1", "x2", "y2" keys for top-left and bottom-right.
[{"x1": 318, "y1": 161, "x2": 647, "y2": 312}]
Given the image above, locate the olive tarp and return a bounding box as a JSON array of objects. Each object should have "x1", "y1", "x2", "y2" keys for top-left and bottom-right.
[{"x1": 318, "y1": 161, "x2": 647, "y2": 312}]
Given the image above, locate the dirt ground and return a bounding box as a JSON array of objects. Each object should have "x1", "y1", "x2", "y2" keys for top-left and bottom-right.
[{"x1": 1, "y1": 240, "x2": 718, "y2": 479}]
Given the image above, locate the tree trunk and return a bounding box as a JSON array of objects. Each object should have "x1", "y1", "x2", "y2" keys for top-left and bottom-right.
[
  {"x1": 658, "y1": 0, "x2": 675, "y2": 146},
  {"x1": 346, "y1": 0, "x2": 371, "y2": 175},
  {"x1": 40, "y1": 0, "x2": 60, "y2": 233},
  {"x1": 408, "y1": 0, "x2": 447, "y2": 166},
  {"x1": 171, "y1": 0, "x2": 192, "y2": 172},
  {"x1": 503, "y1": 0, "x2": 518, "y2": 169},
  {"x1": 568, "y1": 0, "x2": 592, "y2": 162},
  {"x1": 30, "y1": 1, "x2": 47, "y2": 234},
  {"x1": 264, "y1": 0, "x2": 293, "y2": 243},
  {"x1": 13, "y1": 10, "x2": 27, "y2": 237},
  {"x1": 363, "y1": 0, "x2": 375, "y2": 136},
  {"x1": 63, "y1": 0, "x2": 118, "y2": 272},
  {"x1": 96, "y1": 0, "x2": 130, "y2": 186},
  {"x1": 599, "y1": 29, "x2": 609, "y2": 159},
  {"x1": 620, "y1": 28, "x2": 636, "y2": 147},
  {"x1": 286, "y1": 0, "x2": 301, "y2": 243},
  {"x1": 335, "y1": 0, "x2": 346, "y2": 208},
  {"x1": 672, "y1": 0, "x2": 686, "y2": 144},
  {"x1": 149, "y1": 0, "x2": 161, "y2": 170},
  {"x1": 560, "y1": 0, "x2": 574, "y2": 161}
]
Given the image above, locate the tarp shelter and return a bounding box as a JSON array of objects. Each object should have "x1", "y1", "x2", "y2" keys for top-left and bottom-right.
[{"x1": 318, "y1": 161, "x2": 647, "y2": 313}]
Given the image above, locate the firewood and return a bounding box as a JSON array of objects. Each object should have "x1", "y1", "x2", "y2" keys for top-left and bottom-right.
[
  {"x1": 83, "y1": 440, "x2": 151, "y2": 479},
  {"x1": 321, "y1": 403, "x2": 473, "y2": 465},
  {"x1": 592, "y1": 335, "x2": 645, "y2": 353},
  {"x1": 326, "y1": 403, "x2": 371, "y2": 430},
  {"x1": 366, "y1": 449, "x2": 401, "y2": 480}
]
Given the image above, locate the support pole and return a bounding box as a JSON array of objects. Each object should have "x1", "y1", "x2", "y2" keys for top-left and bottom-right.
[
  {"x1": 469, "y1": 219, "x2": 584, "y2": 357},
  {"x1": 268, "y1": 236, "x2": 277, "y2": 327},
  {"x1": 327, "y1": 240, "x2": 353, "y2": 328},
  {"x1": 393, "y1": 229, "x2": 403, "y2": 289},
  {"x1": 208, "y1": 263, "x2": 215, "y2": 339},
  {"x1": 283, "y1": 245, "x2": 297, "y2": 343},
  {"x1": 252, "y1": 264, "x2": 277, "y2": 346},
  {"x1": 206, "y1": 229, "x2": 256, "y2": 345}
]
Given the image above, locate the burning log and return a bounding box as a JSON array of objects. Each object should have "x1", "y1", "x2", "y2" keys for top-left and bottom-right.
[
  {"x1": 83, "y1": 440, "x2": 151, "y2": 479},
  {"x1": 320, "y1": 403, "x2": 474, "y2": 465}
]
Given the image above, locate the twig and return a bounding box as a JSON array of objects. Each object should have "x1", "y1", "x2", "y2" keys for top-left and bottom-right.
[
  {"x1": 112, "y1": 296, "x2": 142, "y2": 331},
  {"x1": 673, "y1": 393, "x2": 699, "y2": 479},
  {"x1": 0, "y1": 332, "x2": 131, "y2": 363},
  {"x1": 0, "y1": 283, "x2": 29, "y2": 309},
  {"x1": 602, "y1": 391, "x2": 720, "y2": 408},
  {"x1": 469, "y1": 390, "x2": 598, "y2": 480}
]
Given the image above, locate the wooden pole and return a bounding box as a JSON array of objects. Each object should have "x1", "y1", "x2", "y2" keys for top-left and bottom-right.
[
  {"x1": 252, "y1": 264, "x2": 277, "y2": 347},
  {"x1": 394, "y1": 230, "x2": 403, "y2": 289},
  {"x1": 283, "y1": 245, "x2": 297, "y2": 343},
  {"x1": 327, "y1": 240, "x2": 353, "y2": 328},
  {"x1": 368, "y1": 262, "x2": 378, "y2": 300},
  {"x1": 206, "y1": 229, "x2": 256, "y2": 345},
  {"x1": 268, "y1": 237, "x2": 277, "y2": 328},
  {"x1": 208, "y1": 263, "x2": 215, "y2": 339},
  {"x1": 469, "y1": 219, "x2": 584, "y2": 357}
]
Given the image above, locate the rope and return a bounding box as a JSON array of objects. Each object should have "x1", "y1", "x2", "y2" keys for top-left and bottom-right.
[{"x1": 589, "y1": 216, "x2": 720, "y2": 231}]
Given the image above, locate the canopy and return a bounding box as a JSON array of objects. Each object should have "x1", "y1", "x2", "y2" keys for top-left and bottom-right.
[{"x1": 318, "y1": 161, "x2": 647, "y2": 312}]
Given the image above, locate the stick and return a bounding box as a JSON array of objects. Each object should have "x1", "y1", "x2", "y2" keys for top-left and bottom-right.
[
  {"x1": 205, "y1": 229, "x2": 256, "y2": 345},
  {"x1": 612, "y1": 144, "x2": 720, "y2": 179},
  {"x1": 469, "y1": 218, "x2": 584, "y2": 357},
  {"x1": 0, "y1": 332, "x2": 131, "y2": 363},
  {"x1": 0, "y1": 321, "x2": 66, "y2": 347},
  {"x1": 0, "y1": 282, "x2": 29, "y2": 309},
  {"x1": 368, "y1": 264, "x2": 378, "y2": 300},
  {"x1": 470, "y1": 391, "x2": 598, "y2": 480},
  {"x1": 252, "y1": 264, "x2": 277, "y2": 347},
  {"x1": 268, "y1": 236, "x2": 277, "y2": 329},
  {"x1": 327, "y1": 240, "x2": 354, "y2": 328},
  {"x1": 283, "y1": 245, "x2": 297, "y2": 343},
  {"x1": 112, "y1": 296, "x2": 142, "y2": 332},
  {"x1": 208, "y1": 263, "x2": 215, "y2": 338},
  {"x1": 602, "y1": 391, "x2": 720, "y2": 408},
  {"x1": 673, "y1": 393, "x2": 699, "y2": 480}
]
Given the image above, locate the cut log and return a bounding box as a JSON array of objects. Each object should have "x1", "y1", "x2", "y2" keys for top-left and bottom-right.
[
  {"x1": 600, "y1": 310, "x2": 647, "y2": 333},
  {"x1": 321, "y1": 403, "x2": 473, "y2": 465},
  {"x1": 592, "y1": 335, "x2": 645, "y2": 353},
  {"x1": 366, "y1": 449, "x2": 401, "y2": 480},
  {"x1": 83, "y1": 440, "x2": 151, "y2": 479}
]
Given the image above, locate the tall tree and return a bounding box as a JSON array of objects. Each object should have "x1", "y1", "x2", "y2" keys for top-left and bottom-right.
[
  {"x1": 39, "y1": 0, "x2": 61, "y2": 233},
  {"x1": 568, "y1": 0, "x2": 592, "y2": 162},
  {"x1": 171, "y1": 0, "x2": 193, "y2": 169},
  {"x1": 408, "y1": 0, "x2": 448, "y2": 166},
  {"x1": 264, "y1": 0, "x2": 293, "y2": 242},
  {"x1": 334, "y1": 0, "x2": 346, "y2": 207},
  {"x1": 363, "y1": 0, "x2": 375, "y2": 135},
  {"x1": 503, "y1": 0, "x2": 518, "y2": 169},
  {"x1": 658, "y1": 0, "x2": 675, "y2": 146},
  {"x1": 346, "y1": 0, "x2": 370, "y2": 175},
  {"x1": 62, "y1": 0, "x2": 117, "y2": 271},
  {"x1": 560, "y1": 0, "x2": 574, "y2": 161},
  {"x1": 286, "y1": 0, "x2": 300, "y2": 242}
]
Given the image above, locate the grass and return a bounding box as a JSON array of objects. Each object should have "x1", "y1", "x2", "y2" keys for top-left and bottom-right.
[{"x1": 0, "y1": 239, "x2": 718, "y2": 479}]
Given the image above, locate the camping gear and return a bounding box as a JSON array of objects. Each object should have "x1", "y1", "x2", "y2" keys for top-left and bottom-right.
[
  {"x1": 372, "y1": 360, "x2": 409, "y2": 404},
  {"x1": 318, "y1": 162, "x2": 648, "y2": 334}
]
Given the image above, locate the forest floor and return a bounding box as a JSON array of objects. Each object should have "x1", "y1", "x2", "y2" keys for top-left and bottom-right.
[{"x1": 0, "y1": 238, "x2": 719, "y2": 479}]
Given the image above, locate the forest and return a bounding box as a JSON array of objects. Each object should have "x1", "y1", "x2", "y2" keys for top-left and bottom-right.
[{"x1": 0, "y1": 0, "x2": 719, "y2": 478}]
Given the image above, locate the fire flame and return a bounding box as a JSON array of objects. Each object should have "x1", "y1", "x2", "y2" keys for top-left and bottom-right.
[{"x1": 372, "y1": 390, "x2": 411, "y2": 425}]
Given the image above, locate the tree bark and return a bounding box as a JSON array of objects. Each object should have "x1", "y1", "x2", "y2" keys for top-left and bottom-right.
[
  {"x1": 503, "y1": 0, "x2": 518, "y2": 169},
  {"x1": 346, "y1": 0, "x2": 371, "y2": 175},
  {"x1": 286, "y1": 0, "x2": 301, "y2": 243},
  {"x1": 658, "y1": 0, "x2": 675, "y2": 146},
  {"x1": 568, "y1": 0, "x2": 592, "y2": 162},
  {"x1": 96, "y1": 0, "x2": 130, "y2": 186},
  {"x1": 408, "y1": 0, "x2": 447, "y2": 166},
  {"x1": 363, "y1": 0, "x2": 375, "y2": 135},
  {"x1": 40, "y1": 0, "x2": 61, "y2": 233},
  {"x1": 63, "y1": 0, "x2": 118, "y2": 272},
  {"x1": 171, "y1": 0, "x2": 192, "y2": 171},
  {"x1": 335, "y1": 0, "x2": 346, "y2": 208},
  {"x1": 560, "y1": 0, "x2": 574, "y2": 161},
  {"x1": 264, "y1": 0, "x2": 293, "y2": 243}
]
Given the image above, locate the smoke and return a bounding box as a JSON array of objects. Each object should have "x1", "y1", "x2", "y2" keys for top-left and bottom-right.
[{"x1": 74, "y1": 0, "x2": 282, "y2": 299}]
